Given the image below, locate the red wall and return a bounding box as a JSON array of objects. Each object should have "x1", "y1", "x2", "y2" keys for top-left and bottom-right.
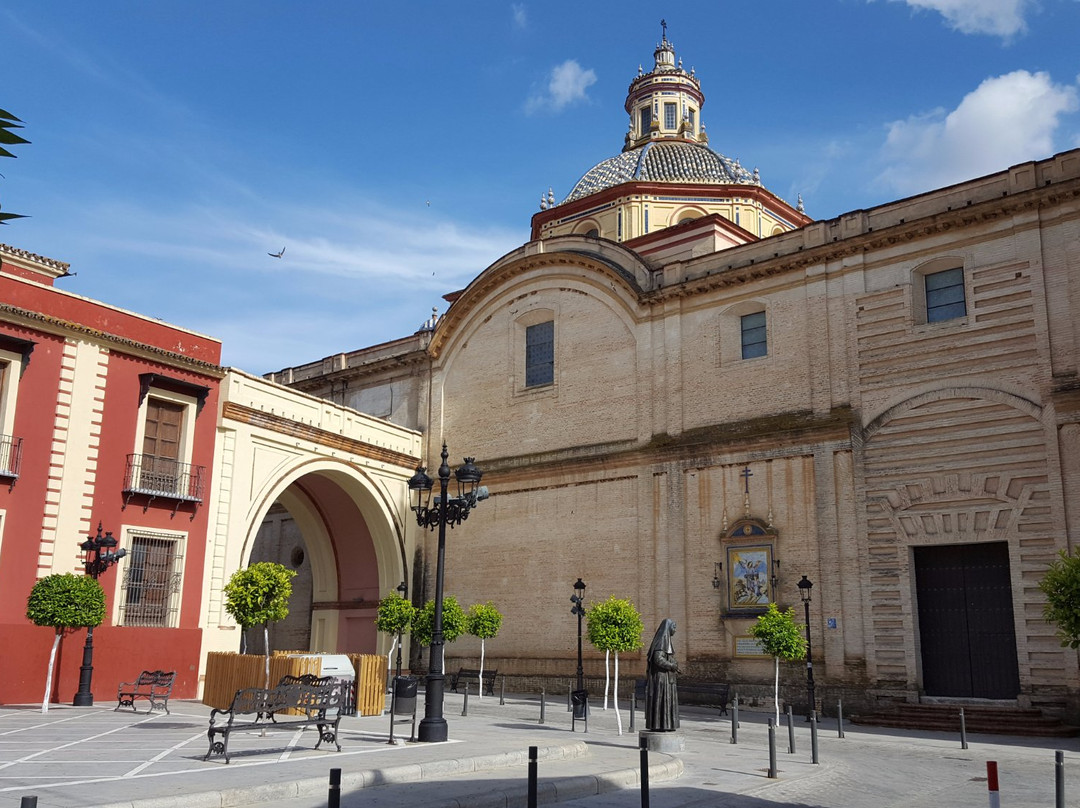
[{"x1": 0, "y1": 271, "x2": 222, "y2": 705}]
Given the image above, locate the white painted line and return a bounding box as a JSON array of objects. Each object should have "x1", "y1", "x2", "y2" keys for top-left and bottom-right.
[{"x1": 123, "y1": 731, "x2": 206, "y2": 777}]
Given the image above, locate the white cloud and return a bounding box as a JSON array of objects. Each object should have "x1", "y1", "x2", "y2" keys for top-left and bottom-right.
[
  {"x1": 888, "y1": 0, "x2": 1032, "y2": 37},
  {"x1": 877, "y1": 70, "x2": 1078, "y2": 195},
  {"x1": 511, "y1": 3, "x2": 527, "y2": 29},
  {"x1": 525, "y1": 59, "x2": 597, "y2": 114}
]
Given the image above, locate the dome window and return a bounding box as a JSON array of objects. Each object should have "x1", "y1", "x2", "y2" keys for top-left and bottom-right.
[{"x1": 664, "y1": 103, "x2": 677, "y2": 130}]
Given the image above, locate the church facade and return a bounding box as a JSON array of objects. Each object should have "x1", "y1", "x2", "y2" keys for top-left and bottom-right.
[{"x1": 267, "y1": 35, "x2": 1080, "y2": 718}]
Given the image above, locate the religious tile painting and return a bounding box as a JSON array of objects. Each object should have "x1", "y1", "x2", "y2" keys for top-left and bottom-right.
[{"x1": 727, "y1": 545, "x2": 773, "y2": 611}]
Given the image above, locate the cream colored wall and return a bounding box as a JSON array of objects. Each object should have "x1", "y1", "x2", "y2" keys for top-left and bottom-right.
[{"x1": 200, "y1": 369, "x2": 421, "y2": 693}]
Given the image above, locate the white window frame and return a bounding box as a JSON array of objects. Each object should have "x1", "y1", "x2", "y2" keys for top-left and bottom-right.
[
  {"x1": 0, "y1": 347, "x2": 22, "y2": 440},
  {"x1": 114, "y1": 524, "x2": 188, "y2": 628},
  {"x1": 133, "y1": 387, "x2": 197, "y2": 465}
]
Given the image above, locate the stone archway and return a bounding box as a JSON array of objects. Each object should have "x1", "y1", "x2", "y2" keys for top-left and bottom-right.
[{"x1": 198, "y1": 370, "x2": 422, "y2": 686}]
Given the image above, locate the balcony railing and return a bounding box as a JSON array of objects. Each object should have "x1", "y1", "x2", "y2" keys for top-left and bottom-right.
[
  {"x1": 123, "y1": 453, "x2": 205, "y2": 504},
  {"x1": 0, "y1": 434, "x2": 22, "y2": 479}
]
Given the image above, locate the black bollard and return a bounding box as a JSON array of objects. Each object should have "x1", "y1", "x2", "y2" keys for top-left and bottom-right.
[
  {"x1": 837, "y1": 698, "x2": 845, "y2": 739},
  {"x1": 810, "y1": 710, "x2": 819, "y2": 764},
  {"x1": 630, "y1": 690, "x2": 636, "y2": 732},
  {"x1": 640, "y1": 745, "x2": 651, "y2": 808},
  {"x1": 328, "y1": 767, "x2": 341, "y2": 808},
  {"x1": 462, "y1": 681, "x2": 469, "y2": 716},
  {"x1": 959, "y1": 707, "x2": 968, "y2": 750},
  {"x1": 528, "y1": 745, "x2": 538, "y2": 808},
  {"x1": 539, "y1": 689, "x2": 546, "y2": 724},
  {"x1": 1056, "y1": 749, "x2": 1065, "y2": 808},
  {"x1": 768, "y1": 718, "x2": 778, "y2": 779},
  {"x1": 731, "y1": 695, "x2": 739, "y2": 744},
  {"x1": 500, "y1": 675, "x2": 506, "y2": 705},
  {"x1": 786, "y1": 705, "x2": 796, "y2": 754},
  {"x1": 20, "y1": 798, "x2": 38, "y2": 808},
  {"x1": 567, "y1": 683, "x2": 572, "y2": 712}
]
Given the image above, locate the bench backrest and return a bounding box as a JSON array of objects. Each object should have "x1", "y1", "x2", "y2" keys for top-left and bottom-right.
[
  {"x1": 137, "y1": 670, "x2": 176, "y2": 688},
  {"x1": 228, "y1": 682, "x2": 344, "y2": 715}
]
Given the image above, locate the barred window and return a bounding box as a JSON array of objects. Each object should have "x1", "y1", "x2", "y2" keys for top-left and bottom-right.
[
  {"x1": 925, "y1": 266, "x2": 967, "y2": 323},
  {"x1": 525, "y1": 320, "x2": 554, "y2": 387},
  {"x1": 740, "y1": 311, "x2": 767, "y2": 359},
  {"x1": 118, "y1": 532, "x2": 184, "y2": 627}
]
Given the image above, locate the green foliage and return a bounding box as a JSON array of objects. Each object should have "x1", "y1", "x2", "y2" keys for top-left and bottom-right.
[
  {"x1": 748, "y1": 603, "x2": 807, "y2": 661},
  {"x1": 376, "y1": 591, "x2": 416, "y2": 635},
  {"x1": 1039, "y1": 549, "x2": 1080, "y2": 649},
  {"x1": 586, "y1": 596, "x2": 645, "y2": 653},
  {"x1": 223, "y1": 562, "x2": 296, "y2": 629},
  {"x1": 411, "y1": 596, "x2": 468, "y2": 646},
  {"x1": 0, "y1": 108, "x2": 28, "y2": 224},
  {"x1": 466, "y1": 602, "x2": 503, "y2": 640},
  {"x1": 26, "y1": 574, "x2": 105, "y2": 630}
]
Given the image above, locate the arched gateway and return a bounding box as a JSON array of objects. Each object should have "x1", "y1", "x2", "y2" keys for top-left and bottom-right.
[{"x1": 198, "y1": 369, "x2": 421, "y2": 691}]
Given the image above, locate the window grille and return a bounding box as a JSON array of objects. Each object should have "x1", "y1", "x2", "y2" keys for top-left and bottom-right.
[
  {"x1": 525, "y1": 320, "x2": 554, "y2": 387},
  {"x1": 118, "y1": 532, "x2": 184, "y2": 627},
  {"x1": 740, "y1": 311, "x2": 768, "y2": 359},
  {"x1": 925, "y1": 267, "x2": 967, "y2": 323}
]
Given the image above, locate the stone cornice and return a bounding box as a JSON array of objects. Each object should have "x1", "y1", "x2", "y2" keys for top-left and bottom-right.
[
  {"x1": 650, "y1": 177, "x2": 1080, "y2": 302},
  {"x1": 221, "y1": 401, "x2": 420, "y2": 470},
  {"x1": 0, "y1": 302, "x2": 225, "y2": 376}
]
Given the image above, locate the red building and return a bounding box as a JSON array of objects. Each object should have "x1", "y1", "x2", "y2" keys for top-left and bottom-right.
[{"x1": 0, "y1": 244, "x2": 223, "y2": 705}]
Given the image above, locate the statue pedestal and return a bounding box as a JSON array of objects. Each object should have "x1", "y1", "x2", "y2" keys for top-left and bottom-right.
[{"x1": 638, "y1": 730, "x2": 684, "y2": 753}]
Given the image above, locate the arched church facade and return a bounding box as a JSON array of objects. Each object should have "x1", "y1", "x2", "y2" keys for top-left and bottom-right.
[{"x1": 268, "y1": 33, "x2": 1080, "y2": 719}]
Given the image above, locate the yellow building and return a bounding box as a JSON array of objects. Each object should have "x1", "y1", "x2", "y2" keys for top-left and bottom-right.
[{"x1": 266, "y1": 34, "x2": 1080, "y2": 723}]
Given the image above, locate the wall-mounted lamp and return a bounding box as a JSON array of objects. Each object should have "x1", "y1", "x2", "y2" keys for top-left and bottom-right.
[{"x1": 712, "y1": 562, "x2": 723, "y2": 589}]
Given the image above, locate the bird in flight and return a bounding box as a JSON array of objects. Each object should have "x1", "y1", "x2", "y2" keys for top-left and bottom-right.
[{"x1": 268, "y1": 246, "x2": 285, "y2": 258}]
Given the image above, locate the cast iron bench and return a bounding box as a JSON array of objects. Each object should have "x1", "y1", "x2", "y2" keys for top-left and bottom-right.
[
  {"x1": 450, "y1": 667, "x2": 498, "y2": 696},
  {"x1": 205, "y1": 676, "x2": 344, "y2": 763},
  {"x1": 633, "y1": 678, "x2": 730, "y2": 716},
  {"x1": 115, "y1": 670, "x2": 176, "y2": 714}
]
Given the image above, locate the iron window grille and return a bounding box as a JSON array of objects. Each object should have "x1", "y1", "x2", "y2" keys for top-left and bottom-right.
[
  {"x1": 525, "y1": 320, "x2": 555, "y2": 387},
  {"x1": 0, "y1": 434, "x2": 21, "y2": 479},
  {"x1": 123, "y1": 453, "x2": 205, "y2": 501},
  {"x1": 118, "y1": 532, "x2": 184, "y2": 628}
]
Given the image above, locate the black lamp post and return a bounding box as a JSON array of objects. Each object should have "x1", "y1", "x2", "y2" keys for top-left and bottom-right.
[
  {"x1": 571, "y1": 579, "x2": 586, "y2": 691},
  {"x1": 408, "y1": 444, "x2": 486, "y2": 743},
  {"x1": 395, "y1": 580, "x2": 408, "y2": 681},
  {"x1": 73, "y1": 523, "x2": 127, "y2": 706},
  {"x1": 797, "y1": 575, "x2": 816, "y2": 718}
]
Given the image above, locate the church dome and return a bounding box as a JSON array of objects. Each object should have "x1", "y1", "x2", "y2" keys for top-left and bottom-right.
[{"x1": 563, "y1": 140, "x2": 758, "y2": 204}]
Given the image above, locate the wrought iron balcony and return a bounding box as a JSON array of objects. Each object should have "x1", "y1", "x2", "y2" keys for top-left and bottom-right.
[
  {"x1": 123, "y1": 453, "x2": 205, "y2": 511},
  {"x1": 0, "y1": 434, "x2": 22, "y2": 479}
]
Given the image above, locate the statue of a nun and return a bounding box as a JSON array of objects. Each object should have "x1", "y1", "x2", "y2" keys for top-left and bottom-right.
[{"x1": 644, "y1": 618, "x2": 680, "y2": 731}]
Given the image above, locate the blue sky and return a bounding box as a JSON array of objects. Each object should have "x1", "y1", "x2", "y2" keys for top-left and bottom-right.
[{"x1": 2, "y1": 1, "x2": 1078, "y2": 374}]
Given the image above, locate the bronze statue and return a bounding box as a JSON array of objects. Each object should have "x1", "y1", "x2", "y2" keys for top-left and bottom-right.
[{"x1": 644, "y1": 618, "x2": 680, "y2": 731}]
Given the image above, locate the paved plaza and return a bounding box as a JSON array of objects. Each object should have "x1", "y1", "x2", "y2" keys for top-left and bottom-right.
[{"x1": 0, "y1": 690, "x2": 1076, "y2": 808}]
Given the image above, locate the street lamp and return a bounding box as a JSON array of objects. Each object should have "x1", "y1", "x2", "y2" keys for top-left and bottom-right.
[
  {"x1": 395, "y1": 580, "x2": 408, "y2": 681},
  {"x1": 408, "y1": 444, "x2": 486, "y2": 743},
  {"x1": 73, "y1": 523, "x2": 127, "y2": 706},
  {"x1": 570, "y1": 578, "x2": 588, "y2": 720},
  {"x1": 797, "y1": 575, "x2": 816, "y2": 718}
]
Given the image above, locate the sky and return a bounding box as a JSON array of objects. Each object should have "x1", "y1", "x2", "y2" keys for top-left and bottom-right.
[{"x1": 1, "y1": 1, "x2": 1079, "y2": 374}]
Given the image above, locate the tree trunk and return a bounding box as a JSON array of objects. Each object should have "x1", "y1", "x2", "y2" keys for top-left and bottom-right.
[
  {"x1": 263, "y1": 624, "x2": 271, "y2": 690},
  {"x1": 386, "y1": 636, "x2": 397, "y2": 691},
  {"x1": 774, "y1": 656, "x2": 780, "y2": 727},
  {"x1": 603, "y1": 649, "x2": 610, "y2": 709},
  {"x1": 41, "y1": 630, "x2": 61, "y2": 714},
  {"x1": 614, "y1": 651, "x2": 622, "y2": 735},
  {"x1": 478, "y1": 638, "x2": 486, "y2": 700}
]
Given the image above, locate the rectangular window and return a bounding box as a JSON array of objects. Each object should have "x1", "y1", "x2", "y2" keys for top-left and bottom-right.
[
  {"x1": 139, "y1": 397, "x2": 184, "y2": 494},
  {"x1": 664, "y1": 103, "x2": 677, "y2": 130},
  {"x1": 525, "y1": 320, "x2": 554, "y2": 387},
  {"x1": 0, "y1": 356, "x2": 22, "y2": 478},
  {"x1": 741, "y1": 311, "x2": 768, "y2": 359},
  {"x1": 688, "y1": 108, "x2": 696, "y2": 130},
  {"x1": 639, "y1": 107, "x2": 651, "y2": 132},
  {"x1": 118, "y1": 531, "x2": 184, "y2": 627},
  {"x1": 925, "y1": 267, "x2": 967, "y2": 323}
]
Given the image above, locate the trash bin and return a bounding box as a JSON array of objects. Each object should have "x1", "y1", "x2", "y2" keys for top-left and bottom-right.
[
  {"x1": 389, "y1": 676, "x2": 419, "y2": 743},
  {"x1": 393, "y1": 675, "x2": 418, "y2": 706},
  {"x1": 571, "y1": 689, "x2": 589, "y2": 719}
]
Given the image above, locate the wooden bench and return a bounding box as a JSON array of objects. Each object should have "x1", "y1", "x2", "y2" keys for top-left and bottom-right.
[
  {"x1": 633, "y1": 678, "x2": 730, "y2": 716},
  {"x1": 205, "y1": 676, "x2": 344, "y2": 763},
  {"x1": 450, "y1": 667, "x2": 498, "y2": 696},
  {"x1": 115, "y1": 670, "x2": 176, "y2": 714}
]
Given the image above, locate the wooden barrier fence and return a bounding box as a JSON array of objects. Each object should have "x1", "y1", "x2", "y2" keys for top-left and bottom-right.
[{"x1": 203, "y1": 652, "x2": 388, "y2": 716}]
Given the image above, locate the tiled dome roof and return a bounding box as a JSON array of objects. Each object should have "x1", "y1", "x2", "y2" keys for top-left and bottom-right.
[{"x1": 562, "y1": 141, "x2": 757, "y2": 204}]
